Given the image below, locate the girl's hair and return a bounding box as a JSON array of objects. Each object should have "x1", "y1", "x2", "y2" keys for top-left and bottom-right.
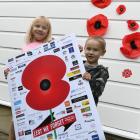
[
  {"x1": 85, "y1": 36, "x2": 106, "y2": 50},
  {"x1": 26, "y1": 16, "x2": 52, "y2": 44}
]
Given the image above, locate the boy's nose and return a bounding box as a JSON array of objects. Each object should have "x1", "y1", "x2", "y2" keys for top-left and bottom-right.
[{"x1": 89, "y1": 50, "x2": 94, "y2": 54}]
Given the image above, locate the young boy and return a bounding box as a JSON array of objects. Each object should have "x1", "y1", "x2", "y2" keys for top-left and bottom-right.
[{"x1": 82, "y1": 36, "x2": 109, "y2": 105}]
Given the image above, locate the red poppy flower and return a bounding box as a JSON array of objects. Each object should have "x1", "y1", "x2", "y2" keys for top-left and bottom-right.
[
  {"x1": 127, "y1": 20, "x2": 139, "y2": 31},
  {"x1": 87, "y1": 14, "x2": 108, "y2": 36},
  {"x1": 116, "y1": 5, "x2": 126, "y2": 15},
  {"x1": 22, "y1": 55, "x2": 70, "y2": 110},
  {"x1": 120, "y1": 32, "x2": 140, "y2": 59},
  {"x1": 91, "y1": 0, "x2": 112, "y2": 9},
  {"x1": 122, "y1": 69, "x2": 132, "y2": 78}
]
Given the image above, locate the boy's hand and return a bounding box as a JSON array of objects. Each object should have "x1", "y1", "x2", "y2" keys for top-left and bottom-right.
[
  {"x1": 4, "y1": 68, "x2": 10, "y2": 79},
  {"x1": 82, "y1": 72, "x2": 92, "y2": 81}
]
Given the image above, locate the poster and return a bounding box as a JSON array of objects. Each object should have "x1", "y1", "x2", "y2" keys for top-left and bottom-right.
[{"x1": 7, "y1": 34, "x2": 105, "y2": 140}]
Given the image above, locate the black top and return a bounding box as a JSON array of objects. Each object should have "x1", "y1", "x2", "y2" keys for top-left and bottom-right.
[{"x1": 84, "y1": 63, "x2": 109, "y2": 105}]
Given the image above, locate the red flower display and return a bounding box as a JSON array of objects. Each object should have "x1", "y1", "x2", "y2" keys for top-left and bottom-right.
[
  {"x1": 91, "y1": 0, "x2": 112, "y2": 9},
  {"x1": 120, "y1": 32, "x2": 140, "y2": 59},
  {"x1": 116, "y1": 5, "x2": 126, "y2": 15},
  {"x1": 87, "y1": 14, "x2": 108, "y2": 36},
  {"x1": 122, "y1": 69, "x2": 132, "y2": 78},
  {"x1": 127, "y1": 20, "x2": 139, "y2": 31},
  {"x1": 22, "y1": 55, "x2": 70, "y2": 110}
]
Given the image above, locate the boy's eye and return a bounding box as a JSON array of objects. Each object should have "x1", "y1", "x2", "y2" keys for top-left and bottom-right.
[
  {"x1": 86, "y1": 47, "x2": 92, "y2": 50},
  {"x1": 93, "y1": 48, "x2": 98, "y2": 51},
  {"x1": 86, "y1": 47, "x2": 99, "y2": 52}
]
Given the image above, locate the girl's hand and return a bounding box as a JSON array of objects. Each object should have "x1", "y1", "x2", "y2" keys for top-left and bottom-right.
[
  {"x1": 4, "y1": 68, "x2": 10, "y2": 79},
  {"x1": 82, "y1": 72, "x2": 92, "y2": 81},
  {"x1": 78, "y1": 45, "x2": 83, "y2": 52}
]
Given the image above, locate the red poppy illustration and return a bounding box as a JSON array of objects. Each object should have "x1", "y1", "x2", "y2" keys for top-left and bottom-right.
[
  {"x1": 22, "y1": 55, "x2": 70, "y2": 110},
  {"x1": 120, "y1": 32, "x2": 140, "y2": 59},
  {"x1": 116, "y1": 5, "x2": 126, "y2": 15},
  {"x1": 122, "y1": 69, "x2": 132, "y2": 78},
  {"x1": 127, "y1": 20, "x2": 139, "y2": 31},
  {"x1": 87, "y1": 14, "x2": 108, "y2": 36},
  {"x1": 91, "y1": 0, "x2": 112, "y2": 9}
]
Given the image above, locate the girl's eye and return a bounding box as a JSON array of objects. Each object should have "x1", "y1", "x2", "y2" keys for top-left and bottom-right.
[
  {"x1": 42, "y1": 26, "x2": 48, "y2": 30},
  {"x1": 34, "y1": 25, "x2": 48, "y2": 30},
  {"x1": 34, "y1": 25, "x2": 40, "y2": 28}
]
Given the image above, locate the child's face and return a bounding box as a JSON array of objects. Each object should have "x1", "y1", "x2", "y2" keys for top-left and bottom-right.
[
  {"x1": 32, "y1": 19, "x2": 49, "y2": 42},
  {"x1": 84, "y1": 39, "x2": 105, "y2": 65}
]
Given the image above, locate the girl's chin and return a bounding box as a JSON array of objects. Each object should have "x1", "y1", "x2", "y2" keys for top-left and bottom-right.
[{"x1": 35, "y1": 38, "x2": 45, "y2": 42}]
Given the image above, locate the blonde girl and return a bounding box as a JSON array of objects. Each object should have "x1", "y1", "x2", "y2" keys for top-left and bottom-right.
[
  {"x1": 5, "y1": 16, "x2": 52, "y2": 79},
  {"x1": 8, "y1": 16, "x2": 53, "y2": 140},
  {"x1": 22, "y1": 16, "x2": 52, "y2": 52}
]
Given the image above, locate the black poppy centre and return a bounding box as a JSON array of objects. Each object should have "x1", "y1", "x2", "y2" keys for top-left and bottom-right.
[
  {"x1": 131, "y1": 23, "x2": 135, "y2": 27},
  {"x1": 130, "y1": 41, "x2": 137, "y2": 50},
  {"x1": 94, "y1": 21, "x2": 101, "y2": 29},
  {"x1": 120, "y1": 8, "x2": 124, "y2": 12},
  {"x1": 40, "y1": 79, "x2": 51, "y2": 90}
]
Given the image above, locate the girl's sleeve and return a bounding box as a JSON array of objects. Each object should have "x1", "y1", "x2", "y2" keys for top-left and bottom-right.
[{"x1": 21, "y1": 45, "x2": 28, "y2": 53}]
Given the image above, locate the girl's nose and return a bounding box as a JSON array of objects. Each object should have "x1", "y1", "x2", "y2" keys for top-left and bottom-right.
[{"x1": 38, "y1": 27, "x2": 43, "y2": 30}]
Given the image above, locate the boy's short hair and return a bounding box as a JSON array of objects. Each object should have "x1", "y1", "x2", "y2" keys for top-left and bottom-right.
[{"x1": 85, "y1": 36, "x2": 106, "y2": 50}]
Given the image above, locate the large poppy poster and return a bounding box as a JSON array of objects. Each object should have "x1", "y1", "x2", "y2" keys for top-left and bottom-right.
[{"x1": 7, "y1": 34, "x2": 105, "y2": 140}]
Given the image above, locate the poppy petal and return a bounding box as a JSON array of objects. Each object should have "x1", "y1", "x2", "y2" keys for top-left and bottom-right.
[
  {"x1": 116, "y1": 5, "x2": 126, "y2": 15},
  {"x1": 87, "y1": 14, "x2": 108, "y2": 36},
  {"x1": 127, "y1": 20, "x2": 139, "y2": 31},
  {"x1": 120, "y1": 32, "x2": 140, "y2": 59},
  {"x1": 91, "y1": 0, "x2": 112, "y2": 9},
  {"x1": 22, "y1": 55, "x2": 70, "y2": 110}
]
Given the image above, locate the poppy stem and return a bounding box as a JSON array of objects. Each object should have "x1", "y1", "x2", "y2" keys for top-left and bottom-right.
[{"x1": 49, "y1": 109, "x2": 57, "y2": 139}]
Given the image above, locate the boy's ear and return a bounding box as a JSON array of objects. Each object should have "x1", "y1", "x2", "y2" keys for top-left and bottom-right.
[{"x1": 102, "y1": 49, "x2": 106, "y2": 56}]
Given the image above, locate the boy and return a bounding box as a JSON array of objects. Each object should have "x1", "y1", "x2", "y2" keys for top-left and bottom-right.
[{"x1": 82, "y1": 36, "x2": 109, "y2": 105}]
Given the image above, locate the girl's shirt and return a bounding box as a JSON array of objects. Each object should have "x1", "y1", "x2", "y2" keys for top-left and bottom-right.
[
  {"x1": 22, "y1": 42, "x2": 43, "y2": 52},
  {"x1": 4, "y1": 42, "x2": 42, "y2": 79}
]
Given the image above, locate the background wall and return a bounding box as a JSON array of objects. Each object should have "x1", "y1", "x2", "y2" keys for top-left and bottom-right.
[{"x1": 0, "y1": 0, "x2": 140, "y2": 139}]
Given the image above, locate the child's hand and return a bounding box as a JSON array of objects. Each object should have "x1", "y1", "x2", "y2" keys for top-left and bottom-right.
[
  {"x1": 4, "y1": 68, "x2": 10, "y2": 79},
  {"x1": 78, "y1": 45, "x2": 83, "y2": 52},
  {"x1": 82, "y1": 72, "x2": 92, "y2": 81}
]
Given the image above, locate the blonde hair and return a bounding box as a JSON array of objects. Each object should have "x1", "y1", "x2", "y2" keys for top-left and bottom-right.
[
  {"x1": 85, "y1": 36, "x2": 106, "y2": 51},
  {"x1": 26, "y1": 16, "x2": 52, "y2": 44}
]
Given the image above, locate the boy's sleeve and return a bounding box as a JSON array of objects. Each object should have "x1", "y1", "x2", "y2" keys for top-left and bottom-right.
[{"x1": 90, "y1": 67, "x2": 109, "y2": 98}]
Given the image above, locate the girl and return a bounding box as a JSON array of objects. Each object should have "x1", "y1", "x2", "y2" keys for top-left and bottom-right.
[
  {"x1": 8, "y1": 16, "x2": 53, "y2": 140},
  {"x1": 7, "y1": 16, "x2": 83, "y2": 140},
  {"x1": 5, "y1": 16, "x2": 52, "y2": 79},
  {"x1": 22, "y1": 16, "x2": 52, "y2": 52}
]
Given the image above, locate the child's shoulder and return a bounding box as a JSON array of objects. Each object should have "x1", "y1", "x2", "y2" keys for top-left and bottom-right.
[
  {"x1": 97, "y1": 64, "x2": 108, "y2": 70},
  {"x1": 97, "y1": 65, "x2": 109, "y2": 74},
  {"x1": 22, "y1": 42, "x2": 42, "y2": 52}
]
